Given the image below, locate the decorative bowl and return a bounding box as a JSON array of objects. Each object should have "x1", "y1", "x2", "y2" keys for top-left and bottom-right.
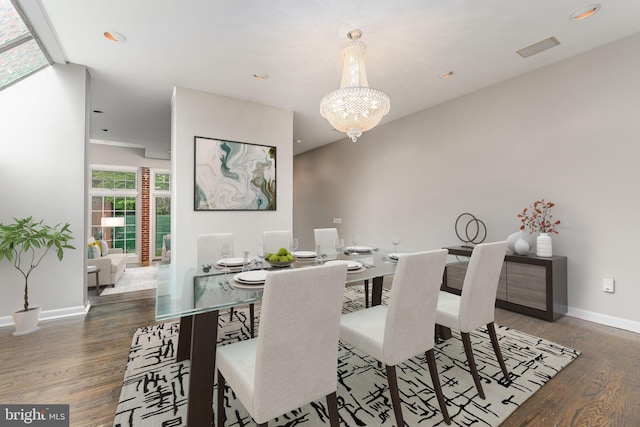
[{"x1": 264, "y1": 257, "x2": 296, "y2": 268}]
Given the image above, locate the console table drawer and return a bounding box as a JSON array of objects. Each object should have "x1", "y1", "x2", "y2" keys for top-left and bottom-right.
[{"x1": 506, "y1": 262, "x2": 546, "y2": 310}]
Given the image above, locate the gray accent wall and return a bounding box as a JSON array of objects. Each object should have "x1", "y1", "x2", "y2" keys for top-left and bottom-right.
[{"x1": 294, "y1": 32, "x2": 640, "y2": 332}]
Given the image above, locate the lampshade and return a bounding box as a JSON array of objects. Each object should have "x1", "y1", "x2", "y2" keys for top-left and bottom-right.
[
  {"x1": 101, "y1": 217, "x2": 125, "y2": 227},
  {"x1": 320, "y1": 29, "x2": 390, "y2": 142}
]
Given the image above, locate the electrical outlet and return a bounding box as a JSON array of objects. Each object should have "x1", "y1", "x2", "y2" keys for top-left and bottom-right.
[
  {"x1": 603, "y1": 277, "x2": 615, "y2": 293},
  {"x1": 333, "y1": 218, "x2": 342, "y2": 224}
]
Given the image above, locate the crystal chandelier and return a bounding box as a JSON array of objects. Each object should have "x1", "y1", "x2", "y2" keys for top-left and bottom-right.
[{"x1": 320, "y1": 29, "x2": 390, "y2": 142}]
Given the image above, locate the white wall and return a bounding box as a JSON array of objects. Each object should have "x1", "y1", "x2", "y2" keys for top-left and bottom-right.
[
  {"x1": 171, "y1": 87, "x2": 293, "y2": 264},
  {"x1": 88, "y1": 144, "x2": 170, "y2": 169},
  {"x1": 0, "y1": 64, "x2": 88, "y2": 324},
  {"x1": 294, "y1": 32, "x2": 640, "y2": 332}
]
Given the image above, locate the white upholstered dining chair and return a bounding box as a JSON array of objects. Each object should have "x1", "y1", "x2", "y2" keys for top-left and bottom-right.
[
  {"x1": 262, "y1": 230, "x2": 292, "y2": 254},
  {"x1": 435, "y1": 240, "x2": 510, "y2": 399},
  {"x1": 313, "y1": 227, "x2": 339, "y2": 254},
  {"x1": 197, "y1": 233, "x2": 255, "y2": 337},
  {"x1": 197, "y1": 233, "x2": 234, "y2": 265},
  {"x1": 216, "y1": 263, "x2": 349, "y2": 427},
  {"x1": 313, "y1": 227, "x2": 373, "y2": 306},
  {"x1": 339, "y1": 249, "x2": 451, "y2": 426}
]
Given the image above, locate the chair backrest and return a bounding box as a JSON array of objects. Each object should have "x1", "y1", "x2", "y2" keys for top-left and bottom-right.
[
  {"x1": 313, "y1": 228, "x2": 339, "y2": 253},
  {"x1": 197, "y1": 233, "x2": 234, "y2": 265},
  {"x1": 262, "y1": 230, "x2": 292, "y2": 254},
  {"x1": 383, "y1": 249, "x2": 448, "y2": 366},
  {"x1": 458, "y1": 241, "x2": 508, "y2": 332},
  {"x1": 252, "y1": 263, "x2": 348, "y2": 423}
]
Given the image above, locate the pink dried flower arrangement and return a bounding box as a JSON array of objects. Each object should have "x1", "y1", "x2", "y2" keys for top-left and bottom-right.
[{"x1": 518, "y1": 199, "x2": 561, "y2": 234}]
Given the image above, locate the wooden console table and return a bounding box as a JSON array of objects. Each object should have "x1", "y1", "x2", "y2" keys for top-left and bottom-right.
[{"x1": 443, "y1": 246, "x2": 567, "y2": 321}]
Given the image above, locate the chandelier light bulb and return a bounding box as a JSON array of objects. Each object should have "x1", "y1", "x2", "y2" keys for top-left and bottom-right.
[{"x1": 320, "y1": 30, "x2": 390, "y2": 142}]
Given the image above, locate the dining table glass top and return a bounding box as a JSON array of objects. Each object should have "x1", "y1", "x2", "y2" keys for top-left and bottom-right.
[{"x1": 156, "y1": 249, "x2": 469, "y2": 321}]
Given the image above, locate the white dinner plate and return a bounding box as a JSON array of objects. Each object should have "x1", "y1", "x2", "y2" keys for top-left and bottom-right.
[
  {"x1": 324, "y1": 260, "x2": 362, "y2": 270},
  {"x1": 234, "y1": 270, "x2": 268, "y2": 283},
  {"x1": 345, "y1": 246, "x2": 373, "y2": 253},
  {"x1": 217, "y1": 257, "x2": 249, "y2": 267},
  {"x1": 232, "y1": 281, "x2": 265, "y2": 290},
  {"x1": 293, "y1": 251, "x2": 317, "y2": 258},
  {"x1": 388, "y1": 253, "x2": 408, "y2": 260}
]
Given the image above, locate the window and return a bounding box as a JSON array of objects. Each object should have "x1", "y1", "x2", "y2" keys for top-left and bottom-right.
[
  {"x1": 152, "y1": 170, "x2": 171, "y2": 258},
  {"x1": 154, "y1": 172, "x2": 171, "y2": 191},
  {"x1": 92, "y1": 169, "x2": 137, "y2": 190},
  {"x1": 90, "y1": 167, "x2": 138, "y2": 254},
  {"x1": 0, "y1": 0, "x2": 50, "y2": 90}
]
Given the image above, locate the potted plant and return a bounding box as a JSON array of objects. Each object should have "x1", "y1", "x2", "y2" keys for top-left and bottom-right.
[
  {"x1": 518, "y1": 199, "x2": 560, "y2": 257},
  {"x1": 0, "y1": 216, "x2": 75, "y2": 335}
]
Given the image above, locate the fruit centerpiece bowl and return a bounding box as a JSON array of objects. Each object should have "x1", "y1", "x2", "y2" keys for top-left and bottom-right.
[{"x1": 264, "y1": 248, "x2": 296, "y2": 267}]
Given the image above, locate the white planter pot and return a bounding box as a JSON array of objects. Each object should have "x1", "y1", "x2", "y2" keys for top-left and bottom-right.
[
  {"x1": 536, "y1": 233, "x2": 553, "y2": 257},
  {"x1": 11, "y1": 306, "x2": 41, "y2": 336}
]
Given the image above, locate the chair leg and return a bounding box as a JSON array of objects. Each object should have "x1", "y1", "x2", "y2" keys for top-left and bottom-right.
[
  {"x1": 385, "y1": 365, "x2": 405, "y2": 427},
  {"x1": 487, "y1": 322, "x2": 510, "y2": 382},
  {"x1": 364, "y1": 280, "x2": 370, "y2": 308},
  {"x1": 216, "y1": 371, "x2": 226, "y2": 427},
  {"x1": 250, "y1": 303, "x2": 255, "y2": 338},
  {"x1": 326, "y1": 391, "x2": 340, "y2": 427},
  {"x1": 461, "y1": 332, "x2": 486, "y2": 399},
  {"x1": 229, "y1": 307, "x2": 235, "y2": 321},
  {"x1": 425, "y1": 349, "x2": 451, "y2": 425}
]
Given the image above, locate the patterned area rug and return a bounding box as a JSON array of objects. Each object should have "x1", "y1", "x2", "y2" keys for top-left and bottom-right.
[
  {"x1": 102, "y1": 266, "x2": 158, "y2": 295},
  {"x1": 113, "y1": 287, "x2": 580, "y2": 426}
]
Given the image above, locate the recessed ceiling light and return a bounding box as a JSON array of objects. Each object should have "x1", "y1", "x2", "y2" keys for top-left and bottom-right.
[
  {"x1": 253, "y1": 73, "x2": 269, "y2": 80},
  {"x1": 439, "y1": 71, "x2": 455, "y2": 79},
  {"x1": 295, "y1": 139, "x2": 301, "y2": 143},
  {"x1": 570, "y1": 4, "x2": 600, "y2": 20},
  {"x1": 104, "y1": 31, "x2": 126, "y2": 43}
]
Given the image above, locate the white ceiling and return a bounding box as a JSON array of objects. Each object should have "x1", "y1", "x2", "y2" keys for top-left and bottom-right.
[{"x1": 20, "y1": 0, "x2": 640, "y2": 158}]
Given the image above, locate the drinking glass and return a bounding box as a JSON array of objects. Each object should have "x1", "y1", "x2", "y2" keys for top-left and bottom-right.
[
  {"x1": 242, "y1": 250, "x2": 250, "y2": 272},
  {"x1": 220, "y1": 243, "x2": 232, "y2": 282},
  {"x1": 334, "y1": 238, "x2": 344, "y2": 253},
  {"x1": 391, "y1": 235, "x2": 401, "y2": 253},
  {"x1": 351, "y1": 234, "x2": 360, "y2": 247},
  {"x1": 256, "y1": 243, "x2": 266, "y2": 269},
  {"x1": 220, "y1": 243, "x2": 231, "y2": 263},
  {"x1": 289, "y1": 237, "x2": 299, "y2": 253},
  {"x1": 315, "y1": 244, "x2": 324, "y2": 264}
]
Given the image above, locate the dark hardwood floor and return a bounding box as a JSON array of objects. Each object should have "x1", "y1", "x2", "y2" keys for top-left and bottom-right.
[{"x1": 1, "y1": 290, "x2": 639, "y2": 427}]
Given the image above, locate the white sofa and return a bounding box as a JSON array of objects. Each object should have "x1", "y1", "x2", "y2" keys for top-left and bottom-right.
[{"x1": 88, "y1": 238, "x2": 127, "y2": 288}]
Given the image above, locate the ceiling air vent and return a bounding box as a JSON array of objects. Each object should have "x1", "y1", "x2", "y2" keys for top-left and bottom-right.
[{"x1": 516, "y1": 36, "x2": 560, "y2": 58}]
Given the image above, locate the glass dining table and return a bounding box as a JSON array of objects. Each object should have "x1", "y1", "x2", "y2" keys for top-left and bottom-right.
[{"x1": 155, "y1": 249, "x2": 469, "y2": 426}]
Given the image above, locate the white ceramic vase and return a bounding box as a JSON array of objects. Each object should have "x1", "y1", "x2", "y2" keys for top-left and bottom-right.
[
  {"x1": 514, "y1": 238, "x2": 530, "y2": 255},
  {"x1": 11, "y1": 306, "x2": 41, "y2": 336},
  {"x1": 536, "y1": 232, "x2": 553, "y2": 257}
]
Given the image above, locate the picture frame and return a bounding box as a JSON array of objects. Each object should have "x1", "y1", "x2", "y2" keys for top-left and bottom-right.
[{"x1": 194, "y1": 136, "x2": 276, "y2": 211}]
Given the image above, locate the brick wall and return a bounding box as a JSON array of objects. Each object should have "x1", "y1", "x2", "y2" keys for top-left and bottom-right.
[{"x1": 140, "y1": 167, "x2": 150, "y2": 262}]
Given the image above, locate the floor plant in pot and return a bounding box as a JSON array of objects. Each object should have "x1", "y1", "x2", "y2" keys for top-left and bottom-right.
[{"x1": 0, "y1": 216, "x2": 75, "y2": 335}]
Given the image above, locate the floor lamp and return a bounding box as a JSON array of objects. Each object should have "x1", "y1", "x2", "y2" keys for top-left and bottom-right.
[{"x1": 101, "y1": 216, "x2": 125, "y2": 247}]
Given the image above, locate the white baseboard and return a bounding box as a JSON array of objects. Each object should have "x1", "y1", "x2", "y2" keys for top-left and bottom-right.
[
  {"x1": 0, "y1": 303, "x2": 89, "y2": 328},
  {"x1": 567, "y1": 306, "x2": 640, "y2": 334}
]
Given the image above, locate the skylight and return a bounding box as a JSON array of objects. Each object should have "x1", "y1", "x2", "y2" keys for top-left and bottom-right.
[{"x1": 0, "y1": 0, "x2": 50, "y2": 90}]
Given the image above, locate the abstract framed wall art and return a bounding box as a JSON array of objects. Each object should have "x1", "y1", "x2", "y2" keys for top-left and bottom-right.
[{"x1": 194, "y1": 136, "x2": 276, "y2": 211}]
